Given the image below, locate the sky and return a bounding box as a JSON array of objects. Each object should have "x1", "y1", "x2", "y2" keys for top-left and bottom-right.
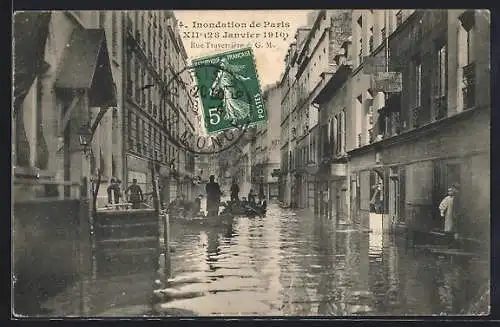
[{"x1": 174, "y1": 10, "x2": 314, "y2": 88}]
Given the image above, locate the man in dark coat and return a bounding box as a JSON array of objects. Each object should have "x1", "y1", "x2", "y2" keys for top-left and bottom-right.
[
  {"x1": 230, "y1": 180, "x2": 240, "y2": 203},
  {"x1": 205, "y1": 175, "x2": 222, "y2": 217},
  {"x1": 126, "y1": 179, "x2": 144, "y2": 209}
]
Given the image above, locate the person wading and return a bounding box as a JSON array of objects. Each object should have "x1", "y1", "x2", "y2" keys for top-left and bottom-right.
[
  {"x1": 126, "y1": 179, "x2": 144, "y2": 209},
  {"x1": 248, "y1": 189, "x2": 257, "y2": 206},
  {"x1": 206, "y1": 175, "x2": 222, "y2": 217},
  {"x1": 230, "y1": 179, "x2": 240, "y2": 203}
]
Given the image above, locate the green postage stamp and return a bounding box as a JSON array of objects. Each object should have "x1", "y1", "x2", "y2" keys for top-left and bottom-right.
[{"x1": 191, "y1": 48, "x2": 267, "y2": 134}]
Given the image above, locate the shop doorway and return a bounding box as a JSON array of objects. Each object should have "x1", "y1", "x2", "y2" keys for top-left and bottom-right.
[{"x1": 369, "y1": 169, "x2": 385, "y2": 233}]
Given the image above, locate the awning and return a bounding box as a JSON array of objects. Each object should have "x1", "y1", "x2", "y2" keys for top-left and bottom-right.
[
  {"x1": 13, "y1": 12, "x2": 52, "y2": 113},
  {"x1": 55, "y1": 28, "x2": 116, "y2": 107}
]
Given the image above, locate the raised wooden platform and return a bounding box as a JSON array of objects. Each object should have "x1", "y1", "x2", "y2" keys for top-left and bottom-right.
[{"x1": 94, "y1": 209, "x2": 160, "y2": 278}]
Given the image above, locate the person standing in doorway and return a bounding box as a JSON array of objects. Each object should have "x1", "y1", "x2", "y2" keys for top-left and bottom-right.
[
  {"x1": 230, "y1": 179, "x2": 240, "y2": 204},
  {"x1": 371, "y1": 182, "x2": 383, "y2": 214},
  {"x1": 126, "y1": 179, "x2": 144, "y2": 209},
  {"x1": 439, "y1": 184, "x2": 460, "y2": 242},
  {"x1": 206, "y1": 175, "x2": 222, "y2": 217}
]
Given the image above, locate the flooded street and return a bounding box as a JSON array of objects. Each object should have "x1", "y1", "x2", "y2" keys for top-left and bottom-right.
[{"x1": 154, "y1": 204, "x2": 488, "y2": 316}]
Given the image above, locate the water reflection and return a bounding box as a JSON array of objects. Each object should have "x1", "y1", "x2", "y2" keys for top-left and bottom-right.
[{"x1": 160, "y1": 204, "x2": 488, "y2": 316}]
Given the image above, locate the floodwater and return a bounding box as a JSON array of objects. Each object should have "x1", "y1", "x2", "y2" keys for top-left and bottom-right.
[
  {"x1": 154, "y1": 204, "x2": 489, "y2": 316},
  {"x1": 32, "y1": 204, "x2": 489, "y2": 317}
]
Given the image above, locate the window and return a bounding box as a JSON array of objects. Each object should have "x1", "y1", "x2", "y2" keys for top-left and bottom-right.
[
  {"x1": 340, "y1": 110, "x2": 346, "y2": 154},
  {"x1": 459, "y1": 11, "x2": 475, "y2": 65},
  {"x1": 396, "y1": 10, "x2": 403, "y2": 27},
  {"x1": 329, "y1": 118, "x2": 335, "y2": 155},
  {"x1": 357, "y1": 16, "x2": 363, "y2": 64},
  {"x1": 415, "y1": 61, "x2": 422, "y2": 108},
  {"x1": 336, "y1": 114, "x2": 341, "y2": 153},
  {"x1": 135, "y1": 64, "x2": 140, "y2": 103},
  {"x1": 435, "y1": 44, "x2": 447, "y2": 119},
  {"x1": 99, "y1": 12, "x2": 106, "y2": 28},
  {"x1": 381, "y1": 27, "x2": 386, "y2": 41},
  {"x1": 437, "y1": 45, "x2": 447, "y2": 98},
  {"x1": 369, "y1": 27, "x2": 374, "y2": 53},
  {"x1": 459, "y1": 11, "x2": 476, "y2": 110},
  {"x1": 321, "y1": 124, "x2": 329, "y2": 159},
  {"x1": 145, "y1": 125, "x2": 151, "y2": 157},
  {"x1": 127, "y1": 57, "x2": 133, "y2": 96},
  {"x1": 112, "y1": 11, "x2": 118, "y2": 58},
  {"x1": 359, "y1": 38, "x2": 363, "y2": 64},
  {"x1": 141, "y1": 119, "x2": 146, "y2": 146}
]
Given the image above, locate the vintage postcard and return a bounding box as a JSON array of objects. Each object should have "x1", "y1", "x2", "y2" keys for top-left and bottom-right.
[{"x1": 12, "y1": 9, "x2": 490, "y2": 318}]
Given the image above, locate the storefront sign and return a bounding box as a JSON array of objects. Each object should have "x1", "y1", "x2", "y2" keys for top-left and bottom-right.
[
  {"x1": 371, "y1": 72, "x2": 402, "y2": 93},
  {"x1": 363, "y1": 56, "x2": 387, "y2": 74},
  {"x1": 330, "y1": 163, "x2": 347, "y2": 177}
]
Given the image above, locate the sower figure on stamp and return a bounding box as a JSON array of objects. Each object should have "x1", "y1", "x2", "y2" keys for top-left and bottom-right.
[
  {"x1": 210, "y1": 58, "x2": 251, "y2": 125},
  {"x1": 439, "y1": 183, "x2": 460, "y2": 245},
  {"x1": 206, "y1": 175, "x2": 222, "y2": 217}
]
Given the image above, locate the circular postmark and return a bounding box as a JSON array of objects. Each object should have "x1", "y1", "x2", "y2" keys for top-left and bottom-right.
[{"x1": 160, "y1": 62, "x2": 255, "y2": 155}]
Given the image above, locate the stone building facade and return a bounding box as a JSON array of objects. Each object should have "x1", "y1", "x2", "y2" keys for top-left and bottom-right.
[
  {"x1": 348, "y1": 9, "x2": 490, "y2": 239},
  {"x1": 123, "y1": 11, "x2": 196, "y2": 206},
  {"x1": 309, "y1": 9, "x2": 490, "y2": 239},
  {"x1": 13, "y1": 11, "x2": 119, "y2": 202},
  {"x1": 278, "y1": 10, "x2": 352, "y2": 210},
  {"x1": 250, "y1": 84, "x2": 281, "y2": 202}
]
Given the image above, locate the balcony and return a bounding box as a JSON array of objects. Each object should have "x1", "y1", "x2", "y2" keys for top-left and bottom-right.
[
  {"x1": 434, "y1": 95, "x2": 447, "y2": 120},
  {"x1": 368, "y1": 128, "x2": 374, "y2": 144},
  {"x1": 411, "y1": 106, "x2": 421, "y2": 128},
  {"x1": 462, "y1": 62, "x2": 476, "y2": 110}
]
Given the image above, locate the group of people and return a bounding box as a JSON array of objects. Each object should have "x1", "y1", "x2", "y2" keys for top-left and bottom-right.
[
  {"x1": 203, "y1": 175, "x2": 267, "y2": 217},
  {"x1": 107, "y1": 178, "x2": 144, "y2": 209}
]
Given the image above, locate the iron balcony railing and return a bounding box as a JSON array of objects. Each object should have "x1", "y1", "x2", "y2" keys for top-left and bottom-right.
[
  {"x1": 463, "y1": 62, "x2": 476, "y2": 110},
  {"x1": 434, "y1": 95, "x2": 447, "y2": 120}
]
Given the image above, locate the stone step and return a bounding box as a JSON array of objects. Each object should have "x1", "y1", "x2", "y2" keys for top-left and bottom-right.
[
  {"x1": 95, "y1": 223, "x2": 158, "y2": 240},
  {"x1": 95, "y1": 254, "x2": 158, "y2": 278},
  {"x1": 95, "y1": 236, "x2": 158, "y2": 250},
  {"x1": 96, "y1": 211, "x2": 158, "y2": 227}
]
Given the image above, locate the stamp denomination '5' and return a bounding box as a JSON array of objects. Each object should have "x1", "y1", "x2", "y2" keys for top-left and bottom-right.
[{"x1": 191, "y1": 48, "x2": 267, "y2": 134}]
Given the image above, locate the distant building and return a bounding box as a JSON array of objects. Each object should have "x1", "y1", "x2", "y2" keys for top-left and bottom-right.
[
  {"x1": 279, "y1": 10, "x2": 352, "y2": 210},
  {"x1": 250, "y1": 83, "x2": 281, "y2": 201}
]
